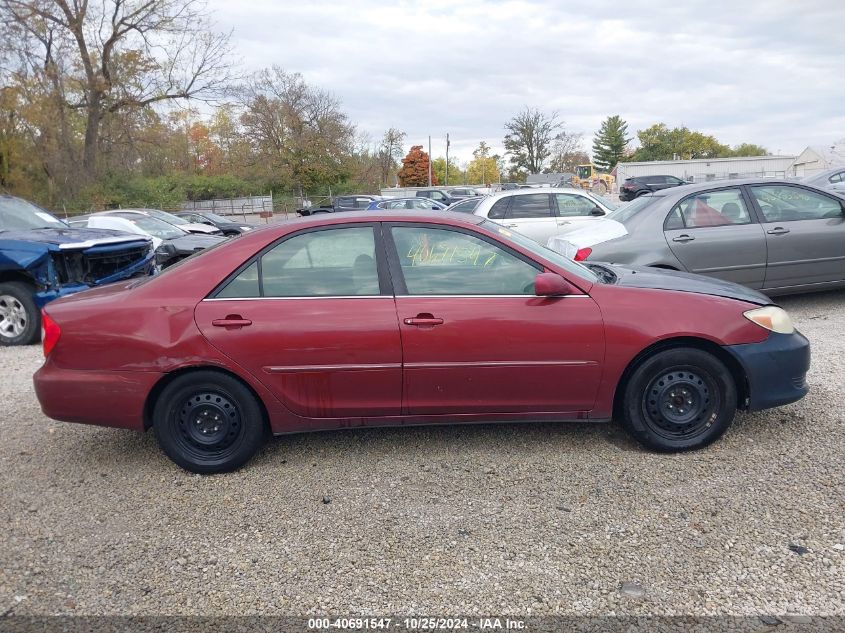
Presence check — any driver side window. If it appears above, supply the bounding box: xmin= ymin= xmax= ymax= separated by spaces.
xmin=390 ymin=226 xmax=539 ymax=295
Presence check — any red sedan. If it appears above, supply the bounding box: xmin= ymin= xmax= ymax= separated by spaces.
xmin=34 ymin=212 xmax=810 ymax=473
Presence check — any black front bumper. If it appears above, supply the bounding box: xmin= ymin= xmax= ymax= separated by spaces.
xmin=725 ymin=331 xmax=810 ymax=411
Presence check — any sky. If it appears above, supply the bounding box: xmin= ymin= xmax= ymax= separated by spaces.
xmin=208 ymin=0 xmax=845 ymax=166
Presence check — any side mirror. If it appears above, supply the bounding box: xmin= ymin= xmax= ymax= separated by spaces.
xmin=534 ymin=272 xmax=575 ymax=297
xmin=590 ymin=207 xmax=605 ymax=216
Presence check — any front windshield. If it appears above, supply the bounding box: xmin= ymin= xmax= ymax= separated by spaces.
xmin=576 ymin=166 xmax=592 ymax=179
xmin=480 ymin=220 xmax=598 ymax=283
xmin=606 ymin=195 xmax=659 ymax=224
xmin=0 ymin=196 xmax=67 ymax=231
xmin=203 ymin=212 xmax=230 ymax=223
xmin=585 ymin=192 xmax=617 ymax=211
xmin=116 ymin=215 xmax=186 ymax=240
xmin=143 ymin=209 xmax=188 ymax=226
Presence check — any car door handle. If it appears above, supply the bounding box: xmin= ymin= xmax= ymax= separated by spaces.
xmin=556 ymin=220 xmax=570 ymax=226
xmin=404 ymin=314 xmax=444 ymax=327
xmin=505 ymin=223 xmax=519 ymax=228
xmin=212 ymin=315 xmax=253 ymax=328
xmin=767 ymin=227 xmax=790 ymax=235
xmin=672 ymin=234 xmax=695 ymax=243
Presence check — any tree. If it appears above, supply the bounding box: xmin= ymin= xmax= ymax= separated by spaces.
xmin=592 ymin=115 xmax=631 ymax=170
xmin=729 ymin=143 xmax=768 ymax=157
xmin=466 ymin=141 xmax=499 ymax=184
xmin=1 ymin=0 xmax=235 ymax=181
xmin=630 ymin=123 xmax=739 ymax=161
xmin=432 ymin=156 xmax=463 ymax=186
xmin=239 ymin=67 xmax=355 ymax=191
xmin=547 ymin=130 xmax=587 ymax=173
xmin=503 ymin=107 xmax=561 ymax=174
xmin=377 ymin=127 xmax=405 ymax=186
xmin=398 ymin=145 xmax=436 ymax=186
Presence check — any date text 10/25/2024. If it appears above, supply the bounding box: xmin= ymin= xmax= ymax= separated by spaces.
xmin=308 ymin=617 xmax=526 ymax=630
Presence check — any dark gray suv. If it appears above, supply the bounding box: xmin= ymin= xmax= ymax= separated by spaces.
xmin=620 ymin=175 xmax=689 ymax=201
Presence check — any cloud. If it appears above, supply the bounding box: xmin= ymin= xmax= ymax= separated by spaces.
xmin=209 ymin=0 xmax=845 ymax=162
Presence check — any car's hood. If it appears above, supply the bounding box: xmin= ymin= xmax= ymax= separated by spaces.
xmin=181 ymin=223 xmax=221 ymax=234
xmin=167 ymin=233 xmax=227 ymax=250
xmin=601 ymin=263 xmax=771 ymax=306
xmin=0 ymin=227 xmax=150 ymax=249
xmin=547 ymin=219 xmax=627 ymax=256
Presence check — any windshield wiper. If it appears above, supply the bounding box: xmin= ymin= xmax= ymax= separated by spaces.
xmin=586 ymin=263 xmax=618 ymax=284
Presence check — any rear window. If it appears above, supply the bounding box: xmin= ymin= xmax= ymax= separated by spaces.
xmin=606 ymin=195 xmax=660 ymax=225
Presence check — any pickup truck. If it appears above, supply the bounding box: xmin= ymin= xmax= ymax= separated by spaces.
xmin=297 ymin=195 xmax=383 ymax=216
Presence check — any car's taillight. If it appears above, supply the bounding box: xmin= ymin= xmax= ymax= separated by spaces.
xmin=574 ymin=247 xmax=592 ymax=261
xmin=41 ymin=309 xmax=61 ymax=358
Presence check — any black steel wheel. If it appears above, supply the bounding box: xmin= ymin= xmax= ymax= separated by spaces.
xmin=621 ymin=348 xmax=737 ymax=451
xmin=154 ymin=371 xmax=267 ymax=473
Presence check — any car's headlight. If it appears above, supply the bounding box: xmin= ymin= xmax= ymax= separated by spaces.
xmin=743 ymin=306 xmax=794 ymax=334
xmin=240 ymin=226 xmax=252 ymax=231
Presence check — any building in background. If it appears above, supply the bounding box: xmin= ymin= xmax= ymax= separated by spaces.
xmin=790 ymin=140 xmax=845 ymax=177
xmin=616 ymin=155 xmax=797 ymax=185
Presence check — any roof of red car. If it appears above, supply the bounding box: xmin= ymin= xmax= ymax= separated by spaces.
xmin=271 ymin=209 xmax=485 ymax=229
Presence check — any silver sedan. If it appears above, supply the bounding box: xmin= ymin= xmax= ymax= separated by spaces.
xmin=548 ymin=179 xmax=845 ymax=296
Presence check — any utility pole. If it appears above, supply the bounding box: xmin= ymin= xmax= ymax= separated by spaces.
xmin=445 ymin=133 xmax=450 ymax=186
xmin=428 ymin=136 xmax=432 ymax=186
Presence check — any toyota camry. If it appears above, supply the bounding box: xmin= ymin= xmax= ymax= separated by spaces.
xmin=34 ymin=211 xmax=810 ymax=473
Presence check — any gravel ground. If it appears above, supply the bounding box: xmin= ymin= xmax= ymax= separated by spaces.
xmin=0 ymin=291 xmax=843 ymax=618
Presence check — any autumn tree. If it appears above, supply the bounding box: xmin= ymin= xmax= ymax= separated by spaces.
xmin=503 ymin=107 xmax=561 ymax=174
xmin=592 ymin=115 xmax=631 ymax=170
xmin=466 ymin=141 xmax=499 ymax=184
xmin=0 ymin=0 xmax=235 ymax=183
xmin=398 ymin=145 xmax=436 ymax=186
xmin=238 ymin=67 xmax=355 ymax=191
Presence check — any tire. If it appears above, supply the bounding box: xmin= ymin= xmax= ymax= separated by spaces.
xmin=0 ymin=281 xmax=40 ymax=346
xmin=621 ymin=348 xmax=737 ymax=452
xmin=153 ymin=371 xmax=267 ymax=473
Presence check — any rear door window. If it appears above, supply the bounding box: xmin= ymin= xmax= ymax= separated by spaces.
xmin=669 ymin=189 xmax=752 ymax=228
xmin=217 ymin=226 xmax=381 ymax=297
xmin=506 ymin=194 xmax=552 ymax=219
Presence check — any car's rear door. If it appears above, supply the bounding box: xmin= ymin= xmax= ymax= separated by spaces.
xmin=195 ymin=224 xmax=402 ymax=419
xmin=663 ymin=187 xmax=767 ymax=288
xmin=745 ymin=184 xmax=845 ymax=288
xmin=499 ymin=193 xmax=559 ymax=244
xmin=384 ymin=222 xmax=604 ymax=415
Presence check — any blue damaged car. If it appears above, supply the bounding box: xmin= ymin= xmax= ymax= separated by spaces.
xmin=0 ymin=194 xmax=155 ymax=345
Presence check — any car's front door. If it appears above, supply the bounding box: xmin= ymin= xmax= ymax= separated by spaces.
xmin=385 ymin=223 xmax=604 ymax=415
xmin=746 ymin=184 xmax=845 ymax=289
xmin=663 ymin=187 xmax=767 ymax=288
xmin=499 ymin=193 xmax=560 ymax=245
xmin=195 ymin=224 xmax=402 ymax=419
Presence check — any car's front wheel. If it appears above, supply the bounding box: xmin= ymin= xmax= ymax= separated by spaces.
xmin=621 ymin=348 xmax=737 ymax=451
xmin=0 ymin=281 xmax=40 ymax=346
xmin=153 ymin=371 xmax=267 ymax=473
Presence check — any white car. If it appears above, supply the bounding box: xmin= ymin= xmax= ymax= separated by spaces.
xmin=124 ymin=208 xmax=223 ymax=235
xmin=472 ymin=188 xmax=616 ymax=245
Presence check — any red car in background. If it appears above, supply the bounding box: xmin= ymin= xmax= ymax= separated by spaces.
xmin=34 ymin=212 xmax=810 ymax=473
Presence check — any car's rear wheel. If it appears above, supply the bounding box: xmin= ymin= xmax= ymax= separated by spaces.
xmin=0 ymin=282 xmax=39 ymax=346
xmin=153 ymin=371 xmax=267 ymax=473
xmin=621 ymin=348 xmax=737 ymax=451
